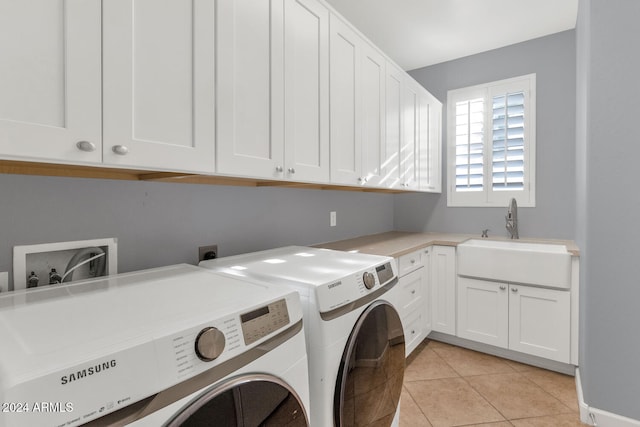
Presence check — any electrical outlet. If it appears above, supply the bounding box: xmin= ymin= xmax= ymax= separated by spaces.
xmin=0 ymin=272 xmax=7 ymax=293
xmin=198 ymin=245 xmax=218 ymax=262
xmin=13 ymin=238 xmax=118 ymax=291
xmin=330 ymin=211 xmax=337 ymax=227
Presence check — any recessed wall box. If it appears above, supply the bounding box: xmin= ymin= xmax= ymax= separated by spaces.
xmin=13 ymin=238 xmax=117 ymax=291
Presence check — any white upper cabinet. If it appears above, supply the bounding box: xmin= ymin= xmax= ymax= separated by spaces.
xmin=418 ymin=90 xmax=442 ymax=192
xmin=329 ymin=13 xmax=387 ymax=188
xmin=217 ymin=0 xmax=329 ymax=183
xmin=329 ymin=14 xmax=362 ymax=186
xmin=360 ymin=44 xmax=386 ymax=188
xmin=0 ymin=0 xmax=102 ymax=164
xmin=102 ymin=0 xmax=216 ymax=173
xmin=382 ymin=62 xmax=403 ymax=189
xmin=401 ymin=77 xmax=420 ymax=190
xmin=283 ymin=0 xmax=330 ymax=183
xmin=216 ymin=0 xmax=284 ymax=179
xmin=1 ymin=0 xmax=442 ymax=190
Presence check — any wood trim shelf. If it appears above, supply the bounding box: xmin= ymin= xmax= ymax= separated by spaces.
xmin=0 ymin=159 xmax=409 ymax=193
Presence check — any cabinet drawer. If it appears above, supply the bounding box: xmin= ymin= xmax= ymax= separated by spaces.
xmin=403 ymin=309 xmax=424 ymax=356
xmin=398 ymin=250 xmax=422 ymax=276
xmin=398 ymin=268 xmax=424 ymax=314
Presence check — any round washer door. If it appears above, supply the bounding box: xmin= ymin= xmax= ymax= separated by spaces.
xmin=167 ymin=374 xmax=308 ymax=427
xmin=334 ymin=301 xmax=405 ymax=427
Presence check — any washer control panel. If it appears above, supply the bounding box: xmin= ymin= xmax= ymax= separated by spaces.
xmin=375 ymin=262 xmax=394 ymax=284
xmin=241 ymin=299 xmax=290 ymax=345
xmin=362 ymin=271 xmax=376 ymax=289
xmin=195 ymin=327 xmax=226 ymax=361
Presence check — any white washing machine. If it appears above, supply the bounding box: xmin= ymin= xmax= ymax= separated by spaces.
xmin=0 ymin=264 xmax=310 ymax=427
xmin=200 ymin=246 xmax=405 ymax=427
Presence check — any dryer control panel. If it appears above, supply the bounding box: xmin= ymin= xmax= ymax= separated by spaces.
xmin=241 ymin=299 xmax=290 ymax=345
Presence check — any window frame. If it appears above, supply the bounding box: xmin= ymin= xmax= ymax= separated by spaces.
xmin=446 ymin=74 xmax=536 ymax=207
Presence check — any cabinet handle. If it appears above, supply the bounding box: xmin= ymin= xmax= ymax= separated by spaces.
xmin=288 ymin=167 xmax=296 ymax=174
xmin=411 ymin=289 xmax=416 ymax=295
xmin=411 ymin=330 xmax=416 ymax=335
xmin=410 ymin=259 xmax=416 ymax=264
xmin=275 ymin=166 xmax=283 ymax=173
xmin=112 ymin=145 xmax=129 ymax=155
xmin=76 ymin=140 xmax=96 ymax=152
xmin=511 ymin=287 xmax=518 ymax=293
xmin=500 ymin=285 xmax=506 ymax=290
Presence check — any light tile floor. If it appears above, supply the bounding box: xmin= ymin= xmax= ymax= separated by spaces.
xmin=400 ymin=340 xmax=588 ymax=427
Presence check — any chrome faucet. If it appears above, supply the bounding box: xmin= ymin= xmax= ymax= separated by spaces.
xmin=506 ymin=198 xmax=519 ymax=239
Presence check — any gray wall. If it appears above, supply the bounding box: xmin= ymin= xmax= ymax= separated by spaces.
xmin=395 ymin=31 xmax=576 ymax=240
xmin=0 ymin=174 xmax=394 ymax=288
xmin=577 ymin=0 xmax=640 ymax=420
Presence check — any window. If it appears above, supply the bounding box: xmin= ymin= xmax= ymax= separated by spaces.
xmin=447 ymin=74 xmax=536 ymax=207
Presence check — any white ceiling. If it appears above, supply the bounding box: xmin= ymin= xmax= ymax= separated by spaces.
xmin=324 ymin=0 xmax=579 ymax=71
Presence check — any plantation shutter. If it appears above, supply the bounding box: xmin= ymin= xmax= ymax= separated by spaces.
xmin=492 ymin=91 xmax=525 ymax=191
xmin=447 ymin=74 xmax=535 ymax=207
xmin=454 ymin=98 xmax=484 ymax=192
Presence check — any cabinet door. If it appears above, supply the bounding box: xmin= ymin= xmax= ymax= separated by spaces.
xmin=403 ymin=306 xmax=425 ymax=357
xmin=418 ymin=90 xmax=442 ymax=192
xmin=398 ymin=268 xmax=425 ymax=318
xmin=0 ymin=0 xmax=101 ymax=163
xmin=360 ymin=43 xmax=386 ymax=187
xmin=401 ymin=77 xmax=419 ymax=190
xmin=431 ymin=246 xmax=456 ymax=335
xmin=509 ymin=285 xmax=571 ymax=363
xmin=216 ymin=0 xmax=284 ymax=179
xmin=329 ymin=15 xmax=361 ymax=185
xmin=398 ymin=266 xmax=426 ymax=356
xmin=422 ymin=247 xmax=432 ymax=334
xmin=283 ymin=0 xmax=329 ymax=183
xmin=103 ymin=0 xmax=215 ymax=173
xmin=457 ymin=277 xmax=508 ymax=348
xmin=381 ymin=62 xmax=403 ymax=188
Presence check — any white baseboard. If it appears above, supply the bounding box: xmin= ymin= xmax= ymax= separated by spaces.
xmin=576 ymin=368 xmax=640 ymax=427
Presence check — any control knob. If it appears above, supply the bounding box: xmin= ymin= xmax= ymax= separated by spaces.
xmin=195 ymin=327 xmax=226 ymax=362
xmin=363 ymin=271 xmax=376 ymax=289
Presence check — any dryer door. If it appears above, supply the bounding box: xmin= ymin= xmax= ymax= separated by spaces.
xmin=334 ymin=301 xmax=405 ymax=426
xmin=167 ymin=374 xmax=308 ymax=426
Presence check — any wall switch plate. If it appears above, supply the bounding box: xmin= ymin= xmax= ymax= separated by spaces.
xmin=330 ymin=211 xmax=337 ymax=227
xmin=0 ymin=272 xmax=8 ymax=293
xmin=13 ymin=238 xmax=118 ymax=291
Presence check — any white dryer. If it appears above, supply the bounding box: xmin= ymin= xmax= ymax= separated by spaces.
xmin=200 ymin=246 xmax=405 ymax=427
xmin=0 ymin=264 xmax=310 ymax=427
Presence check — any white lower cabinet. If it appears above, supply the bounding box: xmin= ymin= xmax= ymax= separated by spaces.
xmin=396 ymin=249 xmax=429 ymax=356
xmin=457 ymin=277 xmax=508 ymax=348
xmin=431 ymin=246 xmax=456 ymax=335
xmin=457 ymin=277 xmax=571 ymax=363
xmin=509 ymin=284 xmax=571 ymax=362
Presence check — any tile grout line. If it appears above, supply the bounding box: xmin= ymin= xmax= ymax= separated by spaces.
xmin=403 ymin=340 xmax=584 ymax=426
xmin=431 ymin=343 xmax=512 ymax=424
xmin=402 ymin=384 xmax=435 ymax=427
